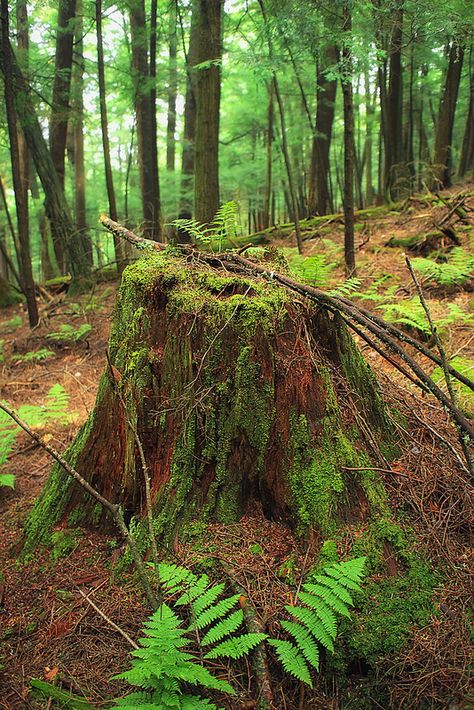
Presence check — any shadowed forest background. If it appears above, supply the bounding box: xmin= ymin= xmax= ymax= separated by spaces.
xmin=0 ymin=0 xmax=473 ymax=709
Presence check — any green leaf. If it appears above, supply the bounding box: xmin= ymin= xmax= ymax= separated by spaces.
xmin=204 ymin=632 xmax=267 ymax=659
xmin=267 ymin=639 xmax=313 ymax=687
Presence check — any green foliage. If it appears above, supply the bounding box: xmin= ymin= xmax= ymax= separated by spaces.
xmin=287 ymin=252 xmax=337 ymax=286
xmin=112 ymin=562 xmax=267 ymax=708
xmin=168 ymin=201 xmax=241 ymax=248
xmin=327 ymin=277 xmax=363 ymax=297
xmin=1 ymin=315 xmax=22 ymax=331
xmin=11 ymin=348 xmax=55 ymax=363
xmin=268 ymin=557 xmax=366 ymax=688
xmin=377 ymin=297 xmax=473 ymax=335
xmin=45 ymin=323 xmax=92 ymax=343
xmin=432 ymin=356 xmax=474 ymax=416
xmin=0 ymin=384 xmax=71 ymax=490
xmin=411 ymin=248 xmax=474 ymax=287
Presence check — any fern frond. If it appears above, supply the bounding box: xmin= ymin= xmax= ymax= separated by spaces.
xmin=280 ymin=620 xmax=320 ymax=670
xmin=267 ymin=639 xmax=312 ymax=687
xmin=203 ymin=632 xmax=267 ymax=659
xmin=175 ymin=574 xmax=209 ymax=605
xmin=191 ymin=583 xmax=226 ymax=616
xmin=312 ymin=574 xmax=356 ymax=600
xmin=175 ymin=662 xmax=235 ymax=694
xmin=200 ymin=609 xmax=244 ymax=646
xmin=191 ymin=594 xmax=241 ymax=631
xmin=301 ymin=583 xmax=351 ymax=618
xmin=295 ymin=592 xmax=338 ymax=636
xmin=157 ymin=563 xmax=197 ymax=595
xmin=168 ymin=217 xmax=209 ymax=243
xmin=286 ymin=606 xmax=335 ymax=651
xmin=327 ymin=277 xmax=362 ymax=297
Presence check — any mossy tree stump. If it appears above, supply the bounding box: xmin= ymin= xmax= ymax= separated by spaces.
xmin=24 ymin=252 xmax=398 ymax=552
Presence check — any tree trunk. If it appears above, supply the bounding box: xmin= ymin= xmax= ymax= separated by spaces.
xmin=341 ymin=5 xmax=356 ymax=278
xmin=96 ymin=0 xmax=125 ymax=273
xmin=458 ymin=46 xmax=474 ymax=178
xmin=364 ymin=70 xmax=374 ymax=205
xmin=72 ymin=0 xmax=92 ymax=267
xmin=383 ymin=0 xmax=404 ymax=201
xmin=0 ymin=0 xmax=38 ymax=326
xmin=262 ymin=80 xmax=274 ymax=230
xmin=432 ymin=42 xmax=464 ymax=189
xmin=166 ymin=0 xmax=178 ymax=172
xmin=129 ymin=0 xmax=161 ymax=240
xmin=308 ymin=45 xmax=338 ymax=217
xmin=179 ymin=0 xmax=199 ymax=215
xmin=0 ymin=38 xmax=91 ymax=285
xmin=193 ymin=0 xmax=224 ymax=224
xmin=23 ymin=252 xmax=396 ymax=556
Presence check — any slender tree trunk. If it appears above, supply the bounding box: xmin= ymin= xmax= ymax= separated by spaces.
xmin=432 ymin=42 xmax=464 ymax=188
xmin=262 ymin=80 xmax=274 ymax=230
xmin=129 ymin=0 xmax=161 ymax=239
xmin=417 ymin=64 xmax=430 ymax=190
xmin=404 ymin=38 xmax=416 ymax=192
xmin=364 ymin=71 xmax=374 ymax=205
xmin=0 ymin=0 xmax=38 ymax=325
xmin=96 ymin=0 xmax=124 ymax=272
xmin=459 ymin=46 xmax=474 ymax=177
xmin=166 ymin=0 xmax=178 ymax=172
xmin=308 ymin=45 xmax=338 ymax=216
xmin=148 ymin=0 xmax=161 ymax=236
xmin=72 ymin=0 xmax=92 ymax=267
xmin=383 ymin=0 xmax=404 ymax=200
xmin=179 ymin=0 xmax=199 ymax=215
xmin=193 ymin=0 xmax=224 ymax=224
xmin=341 ymin=3 xmax=356 ymax=277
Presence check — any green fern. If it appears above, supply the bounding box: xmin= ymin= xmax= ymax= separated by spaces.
xmin=168 ymin=201 xmax=241 ymax=248
xmin=269 ymin=557 xmax=365 ymax=687
xmin=11 ymin=348 xmax=55 ymax=363
xmin=432 ymin=356 xmax=474 ymax=417
xmin=0 ymin=385 xmax=71 ymax=482
xmin=327 ymin=277 xmax=362 ymax=297
xmin=378 ymin=297 xmax=473 ymax=336
xmin=411 ymin=248 xmax=474 ymax=287
xmin=287 ymin=252 xmax=337 ymax=286
xmin=113 ymin=562 xmax=267 ymax=708
xmin=45 ymin=323 xmax=92 ymax=343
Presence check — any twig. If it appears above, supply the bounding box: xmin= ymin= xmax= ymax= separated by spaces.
xmin=0 ymin=399 xmax=158 ymax=610
xmin=406 ymin=256 xmax=473 ymax=477
xmin=76 ymin=587 xmax=139 ymax=649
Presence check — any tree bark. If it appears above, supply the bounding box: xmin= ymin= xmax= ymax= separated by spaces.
xmin=383 ymin=0 xmax=404 ymax=201
xmin=458 ymin=46 xmax=474 ymax=178
xmin=49 ymin=0 xmax=76 ymax=272
xmin=166 ymin=0 xmax=178 ymax=172
xmin=432 ymin=42 xmax=464 ymax=188
xmin=179 ymin=0 xmax=199 ymax=215
xmin=193 ymin=0 xmax=224 ymax=224
xmin=0 ymin=0 xmax=38 ymax=326
xmin=96 ymin=0 xmax=125 ymax=272
xmin=129 ymin=0 xmax=161 ymax=239
xmin=308 ymin=45 xmax=338 ymax=216
xmin=262 ymin=80 xmax=274 ymax=230
xmin=0 ymin=34 xmax=91 ymax=284
xmin=341 ymin=4 xmax=356 ymax=278
xmin=72 ymin=0 xmax=92 ymax=267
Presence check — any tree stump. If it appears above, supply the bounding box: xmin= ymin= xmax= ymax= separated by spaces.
xmin=23 ymin=252 xmax=397 ymax=552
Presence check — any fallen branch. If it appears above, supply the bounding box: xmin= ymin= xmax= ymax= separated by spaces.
xmin=76 ymin=587 xmax=139 ymax=649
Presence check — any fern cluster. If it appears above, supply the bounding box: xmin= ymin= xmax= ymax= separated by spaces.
xmin=287 ymin=252 xmax=337 ymax=286
xmin=0 ymin=384 xmax=71 ymax=490
xmin=11 ymin=348 xmax=55 ymax=363
xmin=411 ymin=248 xmax=474 ymax=287
xmin=112 ymin=562 xmax=266 ymax=709
xmin=378 ymin=297 xmax=473 ymax=336
xmin=169 ymin=201 xmax=241 ymax=248
xmin=432 ymin=356 xmax=474 ymax=416
xmin=268 ymin=557 xmax=365 ymax=687
xmin=45 ymin=323 xmax=92 ymax=343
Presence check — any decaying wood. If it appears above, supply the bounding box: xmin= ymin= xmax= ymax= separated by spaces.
xmin=100 ymin=215 xmax=474 ymax=455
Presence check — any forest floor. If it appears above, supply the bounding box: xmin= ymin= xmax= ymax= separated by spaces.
xmin=0 ymin=183 xmax=473 ymax=709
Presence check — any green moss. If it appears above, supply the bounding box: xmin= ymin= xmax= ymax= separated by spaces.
xmin=50 ymin=529 xmax=81 ymax=561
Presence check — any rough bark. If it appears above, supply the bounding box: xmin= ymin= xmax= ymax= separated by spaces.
xmin=193 ymin=0 xmax=224 ymax=224
xmin=308 ymin=45 xmax=338 ymax=217
xmin=166 ymin=0 xmax=178 ymax=172
xmin=179 ymin=0 xmax=199 ymax=214
xmin=383 ymin=0 xmax=404 ymax=201
xmin=23 ymin=251 xmax=397 ymax=555
xmin=341 ymin=5 xmax=356 ymax=278
xmin=458 ymin=46 xmax=474 ymax=178
xmin=129 ymin=0 xmax=161 ymax=240
xmin=432 ymin=42 xmax=464 ymax=189
xmin=49 ymin=0 xmax=76 ymax=271
xmin=262 ymin=80 xmax=274 ymax=230
xmin=0 ymin=0 xmax=38 ymax=326
xmin=96 ymin=0 xmax=125 ymax=272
